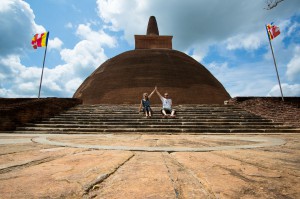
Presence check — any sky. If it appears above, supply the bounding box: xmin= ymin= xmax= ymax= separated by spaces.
xmin=0 ymin=0 xmax=300 ymax=98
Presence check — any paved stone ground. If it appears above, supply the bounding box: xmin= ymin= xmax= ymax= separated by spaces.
xmin=0 ymin=133 xmax=299 ymax=199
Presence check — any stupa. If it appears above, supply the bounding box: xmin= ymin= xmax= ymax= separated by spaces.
xmin=73 ymin=16 xmax=230 ymax=104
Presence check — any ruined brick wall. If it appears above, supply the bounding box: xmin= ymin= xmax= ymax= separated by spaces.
xmin=0 ymin=98 xmax=82 ymax=131
xmin=229 ymin=97 xmax=300 ymax=127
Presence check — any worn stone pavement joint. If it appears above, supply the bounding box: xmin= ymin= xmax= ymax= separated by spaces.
xmin=83 ymin=173 xmax=109 ymax=192
xmin=83 ymin=153 xmax=135 ymax=195
xmin=172 ymin=153 xmax=216 ymax=198
xmin=221 ymin=166 xmax=257 ymax=183
xmin=161 ymin=152 xmax=180 ymax=199
xmin=0 ymin=156 xmax=59 ymax=174
xmin=31 ymin=135 xmax=286 ymax=152
xmin=211 ymin=151 xmax=280 ymax=172
xmin=162 ymin=152 xmax=216 ymax=198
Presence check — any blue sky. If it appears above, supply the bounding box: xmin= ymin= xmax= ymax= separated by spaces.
xmin=0 ymin=0 xmax=300 ymax=98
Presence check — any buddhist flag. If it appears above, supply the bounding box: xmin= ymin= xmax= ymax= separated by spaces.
xmin=266 ymin=23 xmax=280 ymax=40
xmin=31 ymin=32 xmax=49 ymax=49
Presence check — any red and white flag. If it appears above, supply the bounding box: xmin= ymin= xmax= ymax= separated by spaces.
xmin=266 ymin=23 xmax=280 ymax=40
xmin=31 ymin=32 xmax=49 ymax=49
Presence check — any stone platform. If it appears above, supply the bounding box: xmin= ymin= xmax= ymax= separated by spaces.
xmin=0 ymin=133 xmax=299 ymax=198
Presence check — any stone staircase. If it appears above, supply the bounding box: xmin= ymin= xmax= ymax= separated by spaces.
xmin=15 ymin=104 xmax=300 ymax=134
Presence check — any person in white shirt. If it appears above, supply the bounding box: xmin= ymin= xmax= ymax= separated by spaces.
xmin=155 ymin=86 xmax=176 ymax=118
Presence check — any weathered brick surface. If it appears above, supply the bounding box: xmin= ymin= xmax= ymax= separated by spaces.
xmin=73 ymin=49 xmax=231 ymax=104
xmin=0 ymin=98 xmax=82 ymax=131
xmin=229 ymin=97 xmax=300 ymax=127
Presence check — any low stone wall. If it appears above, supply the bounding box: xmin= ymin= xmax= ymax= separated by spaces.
xmin=228 ymin=97 xmax=300 ymax=104
xmin=228 ymin=97 xmax=300 ymax=127
xmin=0 ymin=98 xmax=82 ymax=131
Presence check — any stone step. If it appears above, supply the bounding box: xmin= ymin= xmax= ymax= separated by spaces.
xmin=73 ymin=104 xmax=236 ymax=107
xmin=53 ymin=115 xmax=264 ymax=119
xmin=63 ymin=112 xmax=253 ymax=116
xmin=66 ymin=106 xmax=247 ymax=109
xmin=69 ymin=107 xmax=245 ymax=112
xmin=68 ymin=106 xmax=247 ymax=110
xmin=12 ymin=104 xmax=299 ymax=134
xmin=67 ymin=110 xmax=252 ymax=115
xmin=69 ymin=110 xmax=248 ymax=114
xmin=15 ymin=127 xmax=300 ymax=133
xmin=59 ymin=112 xmax=255 ymax=116
xmin=47 ymin=118 xmax=274 ymax=123
xmin=22 ymin=123 xmax=290 ymax=129
xmin=37 ymin=121 xmax=283 ymax=126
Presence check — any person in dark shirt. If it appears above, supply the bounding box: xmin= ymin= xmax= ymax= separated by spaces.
xmin=139 ymin=88 xmax=155 ymax=118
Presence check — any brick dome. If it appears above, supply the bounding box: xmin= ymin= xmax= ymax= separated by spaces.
xmin=73 ymin=16 xmax=230 ymax=104
xmin=73 ymin=49 xmax=230 ymax=104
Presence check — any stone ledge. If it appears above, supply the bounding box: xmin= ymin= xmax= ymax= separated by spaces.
xmin=228 ymin=97 xmax=300 ymax=127
xmin=0 ymin=98 xmax=82 ymax=131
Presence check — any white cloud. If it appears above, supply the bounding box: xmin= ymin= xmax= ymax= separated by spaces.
xmin=58 ymin=24 xmax=116 ymax=79
xmin=286 ymin=46 xmax=300 ymax=81
xmin=0 ymin=55 xmax=25 ymax=82
xmin=97 ymin=0 xmax=149 ymax=42
xmin=268 ymin=83 xmax=300 ymax=96
xmin=65 ymin=78 xmax=83 ymax=93
xmin=0 ymin=0 xmax=45 ymax=55
xmin=96 ymin=0 xmax=300 ymax=51
xmin=207 ymin=62 xmax=230 ymax=75
xmin=286 ymin=22 xmax=300 ymax=37
xmin=0 ymin=0 xmax=14 ymax=11
xmin=71 ymin=4 xmax=81 ymax=13
xmin=206 ymin=61 xmax=281 ymax=97
xmin=19 ymin=82 xmax=36 ymax=92
xmin=0 ymin=0 xmax=118 ymax=98
xmin=65 ymin=22 xmax=73 ymax=29
xmin=47 ymin=24 xmax=116 ymax=96
xmin=76 ymin=24 xmax=116 ymax=48
xmin=18 ymin=66 xmax=41 ymax=81
xmin=41 ymin=24 xmax=116 ymax=97
xmin=0 ymin=22 xmax=116 ymax=98
xmin=48 ymin=37 xmax=63 ymax=51
xmin=0 ymin=88 xmax=16 ymax=97
xmin=225 ymin=33 xmax=262 ymax=51
xmin=188 ymin=45 xmax=210 ymax=62
xmin=0 ymin=0 xmax=48 ymax=97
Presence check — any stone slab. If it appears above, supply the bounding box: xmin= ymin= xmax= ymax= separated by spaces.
xmin=0 ymin=133 xmax=299 ymax=198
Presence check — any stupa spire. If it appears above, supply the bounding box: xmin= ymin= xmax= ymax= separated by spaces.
xmin=135 ymin=16 xmax=172 ymax=49
xmin=146 ymin=16 xmax=159 ymax=36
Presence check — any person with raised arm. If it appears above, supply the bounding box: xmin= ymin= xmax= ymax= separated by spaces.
xmin=139 ymin=88 xmax=156 ymax=118
xmin=155 ymin=86 xmax=176 ymax=118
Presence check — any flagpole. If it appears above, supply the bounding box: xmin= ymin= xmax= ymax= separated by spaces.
xmin=38 ymin=40 xmax=48 ymax=99
xmin=266 ymin=25 xmax=284 ymax=101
